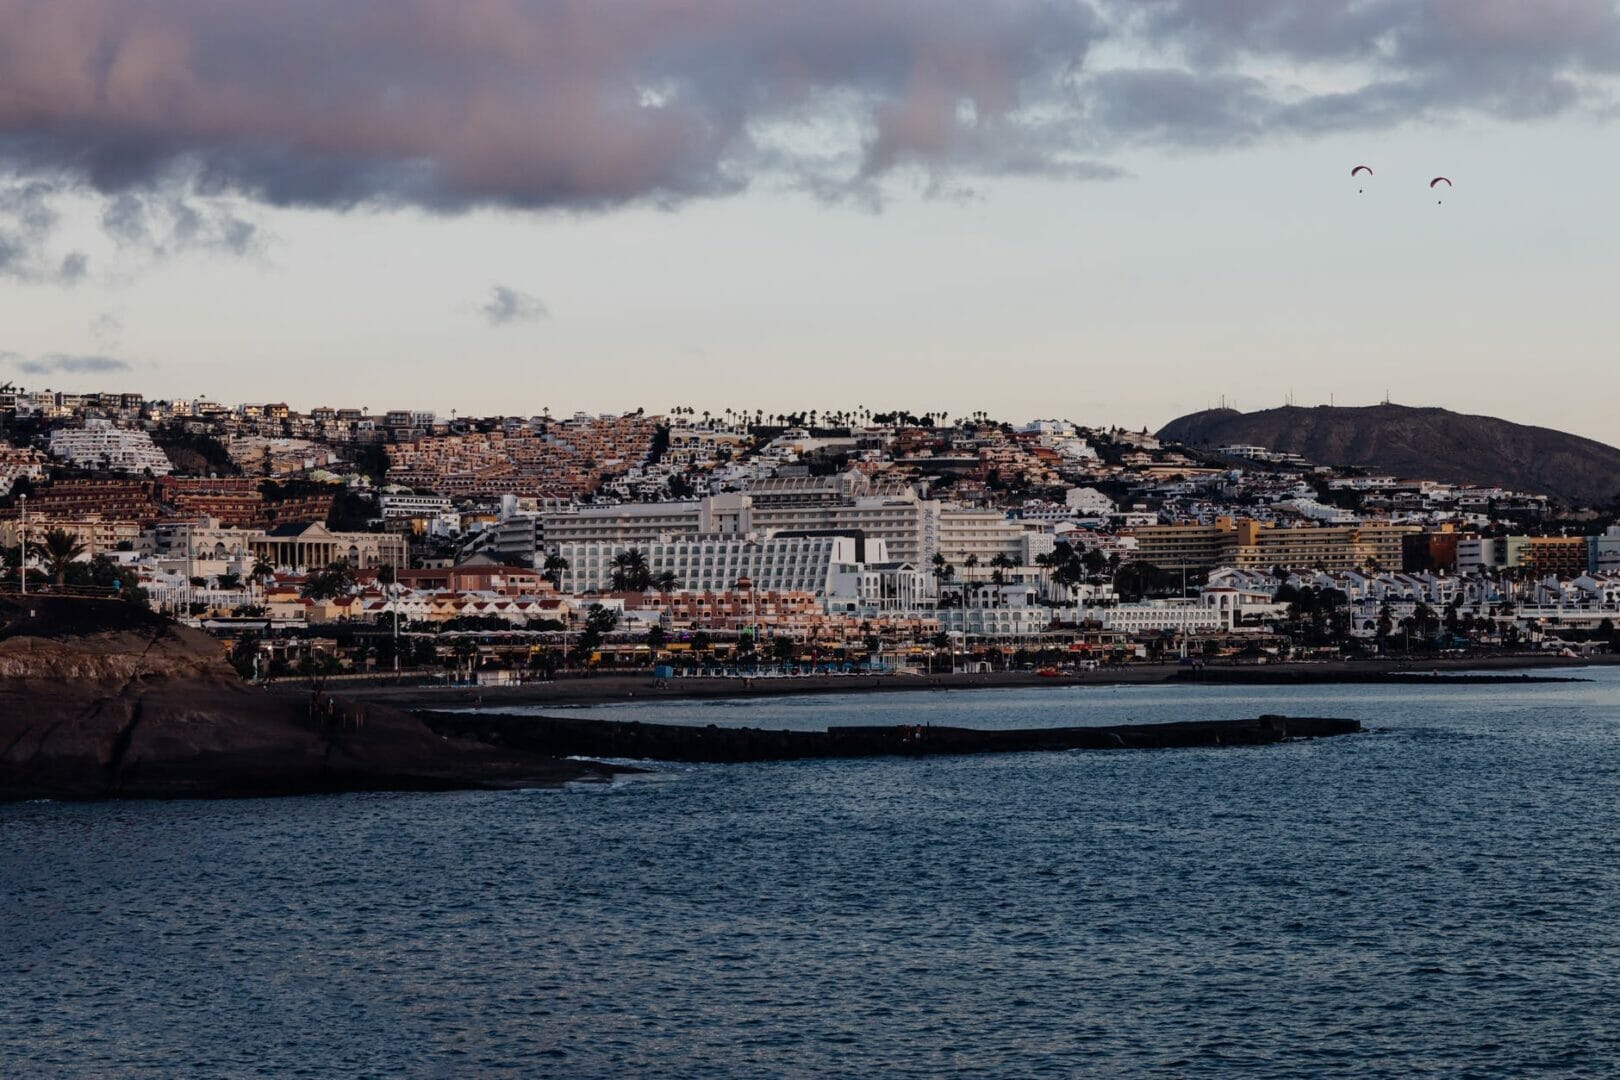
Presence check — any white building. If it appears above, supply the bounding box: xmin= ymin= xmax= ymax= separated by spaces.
xmin=541 ymin=501 xmax=708 ymax=546
xmin=1091 ymin=602 xmax=1227 ymax=634
xmin=1064 ymin=486 xmax=1116 ymax=515
xmin=937 ymin=506 xmax=1050 ymax=566
xmin=48 ymin=419 xmax=172 ymax=476
xmin=555 ymin=534 xmax=873 ymax=596
xmin=935 ymin=606 xmax=1058 ymax=636
xmin=379 ymin=493 xmax=454 ymax=519
xmin=0 ymin=446 xmax=47 ymax=495
xmin=826 ymin=560 xmax=938 ymax=612
xmin=1591 ymin=526 xmax=1620 ymax=573
xmin=537 ymin=474 xmax=1052 ymax=572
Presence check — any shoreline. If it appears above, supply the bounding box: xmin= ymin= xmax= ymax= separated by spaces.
xmin=337 ymin=653 xmax=1609 ymax=710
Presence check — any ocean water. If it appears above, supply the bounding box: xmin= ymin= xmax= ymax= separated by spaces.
xmin=5 ymin=671 xmax=1620 ymax=1077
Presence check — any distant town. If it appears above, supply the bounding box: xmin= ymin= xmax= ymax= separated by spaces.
xmin=3 ymin=381 xmax=1618 ymax=681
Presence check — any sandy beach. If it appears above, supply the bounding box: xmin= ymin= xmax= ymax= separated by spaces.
xmin=334 ymin=652 xmax=1611 ymax=710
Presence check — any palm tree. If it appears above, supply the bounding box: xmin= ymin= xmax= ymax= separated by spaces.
xmin=543 ymin=553 xmax=569 ymax=589
xmin=41 ymin=529 xmax=87 ymax=586
xmin=610 ymin=549 xmax=652 ymax=592
xmin=250 ymin=557 xmax=275 ymax=585
xmin=653 ymin=570 xmax=680 ymax=594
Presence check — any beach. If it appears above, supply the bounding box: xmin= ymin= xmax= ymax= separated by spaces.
xmin=334 ymin=652 xmax=1611 ymax=709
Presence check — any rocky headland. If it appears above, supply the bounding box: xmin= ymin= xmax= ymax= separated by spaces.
xmin=0 ymin=595 xmax=624 ymax=800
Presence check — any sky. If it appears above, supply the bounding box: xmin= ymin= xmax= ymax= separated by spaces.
xmin=2 ymin=1 xmax=1620 ymax=443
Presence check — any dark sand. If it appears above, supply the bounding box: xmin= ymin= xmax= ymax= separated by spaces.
xmin=337 ymin=653 xmax=1608 ymax=710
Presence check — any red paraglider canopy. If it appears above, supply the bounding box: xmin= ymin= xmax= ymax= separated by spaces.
xmin=1351 ymin=165 xmax=1373 ymax=177
xmin=1430 ymin=176 xmax=1452 ymax=188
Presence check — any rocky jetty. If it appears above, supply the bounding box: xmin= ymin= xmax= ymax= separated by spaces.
xmin=425 ymin=712 xmax=1362 ymax=764
xmin=0 ymin=595 xmax=624 ymax=800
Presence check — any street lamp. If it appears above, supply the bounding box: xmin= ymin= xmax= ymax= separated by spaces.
xmin=17 ymin=492 xmax=25 ymax=596
xmin=390 ymin=582 xmax=403 ymax=676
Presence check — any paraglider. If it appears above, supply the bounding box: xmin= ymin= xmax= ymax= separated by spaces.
xmin=1431 ymin=176 xmax=1451 ymax=204
xmin=1351 ymin=165 xmax=1373 ymax=193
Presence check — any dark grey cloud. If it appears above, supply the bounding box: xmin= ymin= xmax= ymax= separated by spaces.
xmin=89 ymin=313 xmax=124 ymax=348
xmin=8 ymin=353 xmax=133 ymax=376
xmin=101 ymin=192 xmax=260 ymax=258
xmin=1106 ymin=0 xmax=1620 ymax=141
xmin=481 ymin=286 xmax=549 ymax=326
xmin=0 ymin=181 xmax=89 ymax=282
xmin=0 ymin=0 xmax=1614 ymax=228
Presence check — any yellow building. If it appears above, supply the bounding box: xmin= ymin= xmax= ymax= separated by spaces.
xmin=0 ymin=514 xmax=143 ymax=557
xmin=1130 ymin=517 xmax=1418 ymax=572
xmin=1509 ymin=536 xmax=1588 ymax=577
xmin=1128 ymin=522 xmax=1230 ymax=572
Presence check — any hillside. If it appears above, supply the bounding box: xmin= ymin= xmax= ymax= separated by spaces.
xmin=1157 ymin=405 xmax=1620 ymax=507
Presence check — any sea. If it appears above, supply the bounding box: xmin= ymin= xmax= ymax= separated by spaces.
xmin=5 ymin=670 xmax=1620 ymax=1077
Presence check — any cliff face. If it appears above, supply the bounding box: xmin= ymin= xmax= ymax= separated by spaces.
xmin=0 ymin=621 xmax=230 ymax=681
xmin=1157 ymin=404 xmax=1620 ymax=507
xmin=0 ymin=595 xmax=618 ymax=800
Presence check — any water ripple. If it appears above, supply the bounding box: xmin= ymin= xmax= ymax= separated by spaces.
xmin=5 ymin=671 xmax=1620 ymax=1076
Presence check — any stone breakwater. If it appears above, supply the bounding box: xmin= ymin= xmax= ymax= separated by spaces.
xmin=424 ymin=712 xmax=1363 ymax=764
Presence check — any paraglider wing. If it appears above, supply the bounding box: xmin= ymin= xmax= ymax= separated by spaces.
xmin=1351 ymin=166 xmax=1373 ymax=177
xmin=1430 ymin=176 xmax=1452 ymax=188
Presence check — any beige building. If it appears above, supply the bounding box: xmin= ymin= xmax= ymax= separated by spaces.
xmin=1131 ymin=517 xmax=1418 ymax=573
xmin=0 ymin=515 xmax=143 ymax=557
xmin=249 ymin=522 xmax=408 ymax=572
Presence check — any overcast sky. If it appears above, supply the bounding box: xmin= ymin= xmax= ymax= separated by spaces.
xmin=3 ymin=1 xmax=1619 ymax=443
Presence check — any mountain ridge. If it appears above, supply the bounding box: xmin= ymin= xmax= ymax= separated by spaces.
xmin=1156 ymin=404 xmax=1620 ymax=507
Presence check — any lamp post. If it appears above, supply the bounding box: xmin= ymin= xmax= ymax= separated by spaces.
xmin=390 ymin=582 xmax=402 ymax=676
xmin=17 ymin=492 xmax=25 ymax=595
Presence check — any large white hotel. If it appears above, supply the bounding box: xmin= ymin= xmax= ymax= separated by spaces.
xmin=497 ymin=471 xmax=1053 ymax=572
xmin=48 ymin=419 xmax=173 ymax=476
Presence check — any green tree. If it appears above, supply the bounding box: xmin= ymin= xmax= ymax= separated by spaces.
xmin=65 ymin=554 xmax=147 ymax=603
xmin=542 ymin=553 xmax=569 ymax=589
xmin=40 ymin=528 xmax=87 ymax=586
xmin=229 ymin=631 xmax=262 ymax=680
xmin=610 ymin=549 xmax=653 ymax=592
xmin=301 ymin=562 xmax=356 ymax=600
xmin=573 ymin=603 xmax=620 ymax=663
